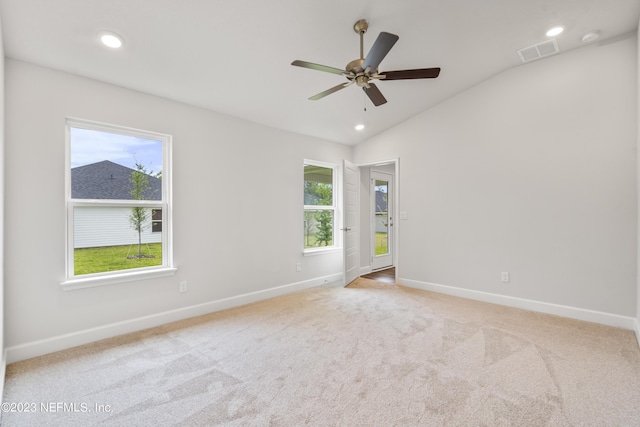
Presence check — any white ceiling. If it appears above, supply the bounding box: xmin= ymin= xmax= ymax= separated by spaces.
xmin=1 ymin=0 xmax=638 ymax=145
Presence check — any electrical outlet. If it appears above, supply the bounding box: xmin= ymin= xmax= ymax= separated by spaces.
xmin=179 ymin=281 xmax=188 ymax=293
xmin=501 ymin=272 xmax=510 ymax=283
xmin=296 ymin=262 xmax=302 ymax=272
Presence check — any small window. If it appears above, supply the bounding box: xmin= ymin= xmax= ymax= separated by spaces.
xmin=304 ymin=161 xmax=336 ymax=251
xmin=64 ymin=118 xmax=173 ymax=287
xmin=151 ymin=209 xmax=162 ymax=233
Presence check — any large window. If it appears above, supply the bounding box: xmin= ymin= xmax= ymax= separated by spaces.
xmin=304 ymin=161 xmax=336 ymax=251
xmin=64 ymin=118 xmax=174 ymax=288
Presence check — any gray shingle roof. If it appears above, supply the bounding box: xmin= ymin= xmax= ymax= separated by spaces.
xmin=72 ymin=160 xmax=161 ymax=200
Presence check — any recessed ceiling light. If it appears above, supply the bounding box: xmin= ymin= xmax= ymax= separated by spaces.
xmin=546 ymin=26 xmax=564 ymax=37
xmin=581 ymin=31 xmax=600 ymax=43
xmin=355 ymin=124 xmax=365 ymax=131
xmin=100 ymin=32 xmax=124 ymax=49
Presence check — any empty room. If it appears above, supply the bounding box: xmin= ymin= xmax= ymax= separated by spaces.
xmin=0 ymin=0 xmax=639 ymax=425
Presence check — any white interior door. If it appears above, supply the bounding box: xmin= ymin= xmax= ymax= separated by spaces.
xmin=371 ymin=171 xmax=393 ymax=270
xmin=343 ymin=160 xmax=359 ymax=286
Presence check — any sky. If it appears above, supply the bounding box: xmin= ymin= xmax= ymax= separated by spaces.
xmin=70 ymin=127 xmax=163 ymax=174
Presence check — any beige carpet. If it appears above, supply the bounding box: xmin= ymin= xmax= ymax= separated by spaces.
xmin=3 ymin=278 xmax=640 ymax=426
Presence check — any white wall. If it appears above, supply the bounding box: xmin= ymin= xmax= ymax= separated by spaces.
xmin=355 ymin=35 xmax=638 ymax=318
xmin=4 ymin=59 xmax=351 ymax=357
xmin=0 ymin=13 xmax=6 ymax=388
xmin=637 ymin=20 xmax=640 ymax=343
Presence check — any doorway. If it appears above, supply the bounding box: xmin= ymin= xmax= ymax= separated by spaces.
xmin=343 ymin=159 xmax=398 ymax=286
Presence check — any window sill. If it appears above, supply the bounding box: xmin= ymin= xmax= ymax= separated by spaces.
xmin=61 ymin=267 xmax=178 ymax=291
xmin=303 ymin=247 xmax=342 ymax=256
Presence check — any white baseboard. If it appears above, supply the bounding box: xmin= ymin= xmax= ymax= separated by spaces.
xmin=5 ymin=273 xmax=342 ymax=364
xmin=399 ymin=278 xmax=637 ymax=331
xmin=634 ymin=318 xmax=640 ymax=350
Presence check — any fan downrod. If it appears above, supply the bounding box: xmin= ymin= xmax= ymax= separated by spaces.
xmin=347 ymin=19 xmax=370 ymax=86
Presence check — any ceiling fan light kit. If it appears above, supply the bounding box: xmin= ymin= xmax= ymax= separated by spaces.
xmin=292 ymin=19 xmax=441 ymax=107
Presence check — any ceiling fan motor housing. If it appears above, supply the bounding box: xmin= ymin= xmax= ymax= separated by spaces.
xmin=346 ymin=58 xmax=365 ymax=74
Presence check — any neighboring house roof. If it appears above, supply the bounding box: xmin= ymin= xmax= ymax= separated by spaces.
xmin=72 ymin=160 xmax=161 ymax=200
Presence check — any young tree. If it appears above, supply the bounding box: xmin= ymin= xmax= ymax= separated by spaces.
xmin=314 ymin=208 xmax=333 ymax=246
xmin=129 ymin=162 xmax=153 ymax=258
xmin=314 ymin=183 xmax=333 ymax=246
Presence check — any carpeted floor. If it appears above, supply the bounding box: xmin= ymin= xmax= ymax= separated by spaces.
xmin=3 ymin=278 xmax=640 ymax=426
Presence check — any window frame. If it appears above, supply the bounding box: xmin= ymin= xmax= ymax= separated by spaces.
xmin=303 ymin=160 xmax=339 ymax=254
xmin=62 ymin=117 xmax=176 ymax=290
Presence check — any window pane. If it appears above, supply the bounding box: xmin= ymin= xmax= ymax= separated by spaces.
xmin=304 ymin=209 xmax=334 ymax=248
xmin=304 ymin=164 xmax=333 ymax=206
xmin=74 ymin=206 xmax=162 ymax=275
xmin=70 ymin=127 xmax=163 ymax=200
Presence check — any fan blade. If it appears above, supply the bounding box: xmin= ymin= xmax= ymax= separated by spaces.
xmin=380 ymin=67 xmax=441 ymax=80
xmin=362 ymin=32 xmax=399 ymax=71
xmin=363 ymin=83 xmax=387 ymax=106
xmin=309 ymin=82 xmax=353 ymax=101
xmin=292 ymin=60 xmax=345 ymax=75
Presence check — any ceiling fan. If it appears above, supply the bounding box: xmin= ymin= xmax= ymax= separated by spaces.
xmin=291 ymin=19 xmax=441 ymax=107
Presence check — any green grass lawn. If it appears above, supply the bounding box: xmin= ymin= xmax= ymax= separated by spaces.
xmin=305 ymin=232 xmax=387 ymax=254
xmin=74 ymin=243 xmax=162 ymax=275
xmin=304 ymin=234 xmax=333 ymax=249
xmin=375 ymin=232 xmax=388 ymax=255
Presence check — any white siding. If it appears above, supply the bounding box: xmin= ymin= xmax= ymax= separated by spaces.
xmin=74 ymin=206 xmax=161 ymax=249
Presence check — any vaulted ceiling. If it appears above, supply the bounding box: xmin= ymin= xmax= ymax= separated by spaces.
xmin=1 ymin=0 xmax=638 ymax=145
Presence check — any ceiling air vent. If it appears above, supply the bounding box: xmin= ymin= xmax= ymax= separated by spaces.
xmin=516 ymin=39 xmax=559 ymax=63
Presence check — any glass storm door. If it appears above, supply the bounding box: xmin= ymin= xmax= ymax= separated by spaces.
xmin=371 ymin=171 xmax=393 ymax=270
